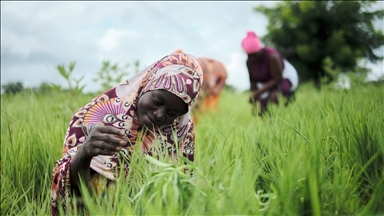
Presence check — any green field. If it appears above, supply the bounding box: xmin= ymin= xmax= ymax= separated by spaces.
xmin=1 ymin=83 xmax=383 ymax=215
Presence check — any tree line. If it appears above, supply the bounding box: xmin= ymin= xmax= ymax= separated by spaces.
xmin=3 ymin=1 xmax=383 ymax=94
xmin=255 ymin=1 xmax=384 ymax=89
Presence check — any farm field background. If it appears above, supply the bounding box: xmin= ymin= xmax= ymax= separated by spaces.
xmin=1 ymin=83 xmax=383 ymax=215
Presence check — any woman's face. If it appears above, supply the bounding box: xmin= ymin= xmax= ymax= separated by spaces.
xmin=137 ymin=89 xmax=188 ymax=128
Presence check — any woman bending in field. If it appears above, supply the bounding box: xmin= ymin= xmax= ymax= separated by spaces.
xmin=173 ymin=49 xmax=227 ymax=123
xmin=242 ymin=31 xmax=299 ymax=116
xmin=50 ymin=53 xmax=203 ymax=215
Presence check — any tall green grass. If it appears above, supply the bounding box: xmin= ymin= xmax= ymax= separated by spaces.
xmin=1 ymin=83 xmax=383 ymax=215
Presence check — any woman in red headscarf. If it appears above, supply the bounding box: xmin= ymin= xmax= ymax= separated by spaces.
xmin=241 ymin=31 xmax=298 ymax=116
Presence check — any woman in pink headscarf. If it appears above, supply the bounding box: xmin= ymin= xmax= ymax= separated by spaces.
xmin=242 ymin=31 xmax=298 ymax=116
xmin=50 ymin=53 xmax=203 ymax=215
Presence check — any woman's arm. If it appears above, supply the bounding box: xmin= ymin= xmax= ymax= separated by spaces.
xmin=251 ymin=53 xmax=283 ymax=99
xmin=246 ymin=59 xmax=258 ymax=92
xmin=178 ymin=120 xmax=195 ymax=176
xmin=70 ymin=126 xmax=126 ymax=195
xmin=176 ymin=119 xmax=195 ymax=163
xmin=51 ymin=122 xmax=126 ymax=215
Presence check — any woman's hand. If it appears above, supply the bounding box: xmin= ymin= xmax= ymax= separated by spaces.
xmin=70 ymin=126 xmax=127 ymax=195
xmin=80 ymin=126 xmax=127 ymax=159
xmin=249 ymin=90 xmax=261 ymax=103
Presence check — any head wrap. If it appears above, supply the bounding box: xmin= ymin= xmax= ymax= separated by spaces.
xmin=241 ymin=31 xmax=264 ymax=54
xmin=173 ymin=49 xmax=184 ymax=53
xmin=140 ymin=54 xmax=202 ymax=110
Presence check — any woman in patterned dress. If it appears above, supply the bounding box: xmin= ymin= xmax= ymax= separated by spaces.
xmin=50 ymin=53 xmax=203 ymax=215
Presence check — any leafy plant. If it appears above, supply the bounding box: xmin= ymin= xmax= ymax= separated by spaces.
xmin=56 ymin=61 xmax=86 ymax=94
xmin=93 ymin=60 xmax=140 ymax=91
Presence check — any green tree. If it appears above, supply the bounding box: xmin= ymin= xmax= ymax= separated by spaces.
xmin=255 ymin=1 xmax=384 ymax=89
xmin=2 ymin=82 xmax=24 ymax=95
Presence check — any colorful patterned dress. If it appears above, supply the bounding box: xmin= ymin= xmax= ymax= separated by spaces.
xmin=50 ymin=53 xmax=203 ymax=216
xmin=196 ymin=57 xmax=227 ymax=112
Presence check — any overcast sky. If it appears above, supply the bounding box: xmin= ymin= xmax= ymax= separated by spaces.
xmin=1 ymin=1 xmax=383 ymax=93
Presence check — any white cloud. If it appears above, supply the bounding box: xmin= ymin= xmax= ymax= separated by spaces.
xmin=198 ymin=26 xmax=220 ymax=38
xmin=363 ymin=60 xmax=384 ymax=81
xmin=99 ymin=28 xmax=142 ymax=52
xmin=225 ymin=51 xmax=250 ymax=91
xmin=1 ymin=28 xmax=49 ymax=58
xmin=1 ymin=63 xmax=63 ymax=88
xmin=37 ymin=3 xmax=87 ymax=22
xmin=2 ymin=1 xmax=273 ymax=93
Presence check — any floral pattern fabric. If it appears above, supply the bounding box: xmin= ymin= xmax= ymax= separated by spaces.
xmin=50 ymin=53 xmax=203 ymax=215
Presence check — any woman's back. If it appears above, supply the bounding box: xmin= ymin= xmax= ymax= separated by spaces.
xmin=247 ymin=47 xmax=285 ymax=82
xmin=197 ymin=57 xmax=227 ymax=96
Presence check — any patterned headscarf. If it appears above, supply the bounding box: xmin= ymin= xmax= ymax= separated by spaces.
xmin=140 ymin=55 xmax=202 ymax=109
xmin=50 ymin=53 xmax=203 ymax=215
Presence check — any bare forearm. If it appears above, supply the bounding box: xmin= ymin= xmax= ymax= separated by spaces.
xmin=253 ymin=79 xmax=279 ymax=95
xmin=250 ymin=80 xmax=257 ymax=91
xmin=70 ymin=147 xmax=93 ymax=195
